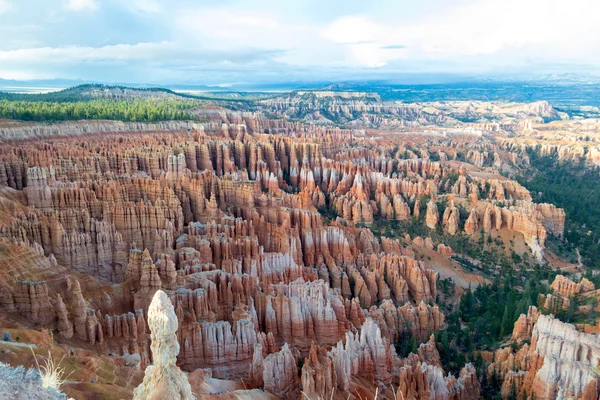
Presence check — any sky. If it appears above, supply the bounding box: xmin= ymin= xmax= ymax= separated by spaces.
xmin=0 ymin=0 xmax=599 ymax=85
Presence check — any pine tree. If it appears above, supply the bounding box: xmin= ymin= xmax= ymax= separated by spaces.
xmin=408 ymin=336 xmax=418 ymax=355
xmin=565 ymin=298 xmax=578 ymax=323
xmin=507 ymin=381 xmax=518 ymax=400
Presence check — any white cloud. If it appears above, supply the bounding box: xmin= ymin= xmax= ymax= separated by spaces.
xmin=174 ymin=8 xmax=345 ymax=68
xmin=174 ymin=0 xmax=600 ymax=72
xmin=64 ymin=0 xmax=98 ymax=12
xmin=2 ymin=0 xmax=600 ymax=82
xmin=0 ymin=41 xmax=283 ymax=73
xmin=0 ymin=42 xmax=176 ymax=63
xmin=177 ymin=9 xmax=297 ymax=47
xmin=321 ymin=0 xmax=600 ymax=68
xmin=0 ymin=0 xmax=14 ymax=14
xmin=128 ymin=0 xmax=161 ymax=14
xmin=322 ymin=16 xmax=380 ymax=45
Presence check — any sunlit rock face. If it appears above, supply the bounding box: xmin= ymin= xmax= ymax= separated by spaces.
xmin=529 ymin=315 xmax=600 ymax=400
xmin=490 ymin=313 xmax=600 ymax=400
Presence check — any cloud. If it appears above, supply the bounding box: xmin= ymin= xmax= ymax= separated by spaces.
xmin=64 ymin=0 xmax=98 ymax=11
xmin=127 ymin=0 xmax=161 ymax=14
xmin=2 ymin=0 xmax=600 ymax=83
xmin=322 ymin=0 xmax=600 ymax=67
xmin=0 ymin=40 xmax=289 ymax=81
xmin=176 ymin=9 xmax=297 ymax=47
xmin=0 ymin=0 xmax=14 ymax=14
xmin=173 ymin=7 xmax=341 ymax=69
xmin=0 ymin=42 xmax=174 ymax=62
xmin=0 ymin=42 xmax=277 ymax=64
xmin=321 ymin=16 xmax=381 ymax=45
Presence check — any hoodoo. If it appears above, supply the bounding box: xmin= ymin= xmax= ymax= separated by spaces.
xmin=133 ymin=290 xmax=193 ymax=400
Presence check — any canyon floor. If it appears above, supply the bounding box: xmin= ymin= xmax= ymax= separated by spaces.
xmin=0 ymin=87 xmax=598 ymax=399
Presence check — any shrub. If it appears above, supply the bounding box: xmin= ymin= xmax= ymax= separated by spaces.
xmin=30 ymin=349 xmax=71 ymax=391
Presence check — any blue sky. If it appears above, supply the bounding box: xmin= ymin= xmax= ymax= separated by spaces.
xmin=0 ymin=0 xmax=599 ymax=85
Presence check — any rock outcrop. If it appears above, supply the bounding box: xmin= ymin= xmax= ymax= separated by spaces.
xmin=528 ymin=315 xmax=600 ymax=400
xmin=511 ymin=305 xmax=540 ymax=343
xmin=550 ymin=275 xmax=595 ymax=298
xmin=425 ymin=200 xmax=439 ymax=229
xmin=133 ymin=290 xmax=193 ymax=400
xmin=398 ymin=337 xmax=481 ymax=400
xmin=263 ymin=343 xmax=298 ymax=400
xmin=491 ymin=314 xmax=600 ymax=400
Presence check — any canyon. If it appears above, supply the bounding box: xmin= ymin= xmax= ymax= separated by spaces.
xmin=0 ymin=88 xmax=598 ymax=400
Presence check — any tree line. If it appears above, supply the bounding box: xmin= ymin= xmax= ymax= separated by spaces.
xmin=0 ymin=98 xmax=203 ymax=122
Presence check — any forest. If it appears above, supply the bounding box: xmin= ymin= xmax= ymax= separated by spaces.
xmin=368 ymin=182 xmax=599 ymax=398
xmin=0 ymin=84 xmax=212 ymax=122
xmin=518 ymin=153 xmax=600 ymax=269
xmin=0 ymin=98 xmax=203 ymax=122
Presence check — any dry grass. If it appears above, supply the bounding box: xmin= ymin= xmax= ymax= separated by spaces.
xmin=301 ymin=388 xmax=337 ymax=400
xmin=354 ymin=388 xmax=378 ymax=400
xmin=30 ymin=348 xmax=71 ymax=390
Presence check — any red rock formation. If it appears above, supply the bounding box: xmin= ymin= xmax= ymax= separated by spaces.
xmin=437 ymin=243 xmax=453 ymax=258
xmin=464 ymin=209 xmax=479 ymax=235
xmin=13 ymin=280 xmax=54 ymax=325
xmin=425 ymin=200 xmax=439 ymax=229
xmin=133 ymin=290 xmax=193 ymax=400
xmin=442 ymin=202 xmax=461 ymax=236
xmin=492 ymin=314 xmax=600 ymax=400
xmin=398 ymin=337 xmax=481 ymax=400
xmin=263 ymin=343 xmax=299 ymax=399
xmin=328 ymin=318 xmax=395 ymax=391
xmin=511 ymin=305 xmax=540 ymax=343
xmin=301 ymin=342 xmax=337 ymax=399
xmin=367 ymin=300 xmax=445 ymax=344
xmin=541 ymin=292 xmax=570 ymax=314
xmin=550 ymin=275 xmax=595 ymax=298
xmin=0 ymin=110 xmax=579 ymax=399
xmin=71 ymin=279 xmax=89 ymax=341
xmin=248 ymin=343 xmax=265 ymax=388
xmin=528 ymin=316 xmax=600 ymax=399
xmin=54 ymin=294 xmax=73 ymax=339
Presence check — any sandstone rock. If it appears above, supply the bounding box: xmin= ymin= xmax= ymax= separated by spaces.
xmin=71 ymin=280 xmax=88 ymax=341
xmin=13 ymin=280 xmax=54 ymax=325
xmin=511 ymin=305 xmax=540 ymax=343
xmin=442 ymin=202 xmax=461 ymax=236
xmin=54 ymin=294 xmax=73 ymax=339
xmin=248 ymin=343 xmax=264 ymax=388
xmin=493 ymin=314 xmax=600 ymax=400
xmin=464 ymin=209 xmax=479 ymax=235
xmin=367 ymin=300 xmax=444 ymax=344
xmin=301 ymin=342 xmax=337 ymax=399
xmin=0 ymin=108 xmax=581 ymax=399
xmin=398 ymin=338 xmax=481 ymax=400
xmin=551 ymin=274 xmax=595 ymax=298
xmin=263 ymin=343 xmax=298 ymax=399
xmin=482 ymin=206 xmax=493 ymax=232
xmin=328 ymin=318 xmax=395 ymax=391
xmin=425 ymin=200 xmax=439 ymax=229
xmin=133 ymin=290 xmax=193 ymax=400
xmin=529 ymin=315 xmax=600 ymax=400
xmin=437 ymin=243 xmax=452 ymax=258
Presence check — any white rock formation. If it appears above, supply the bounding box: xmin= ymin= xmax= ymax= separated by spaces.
xmin=133 ymin=290 xmax=193 ymax=400
xmin=531 ymin=315 xmax=600 ymax=400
